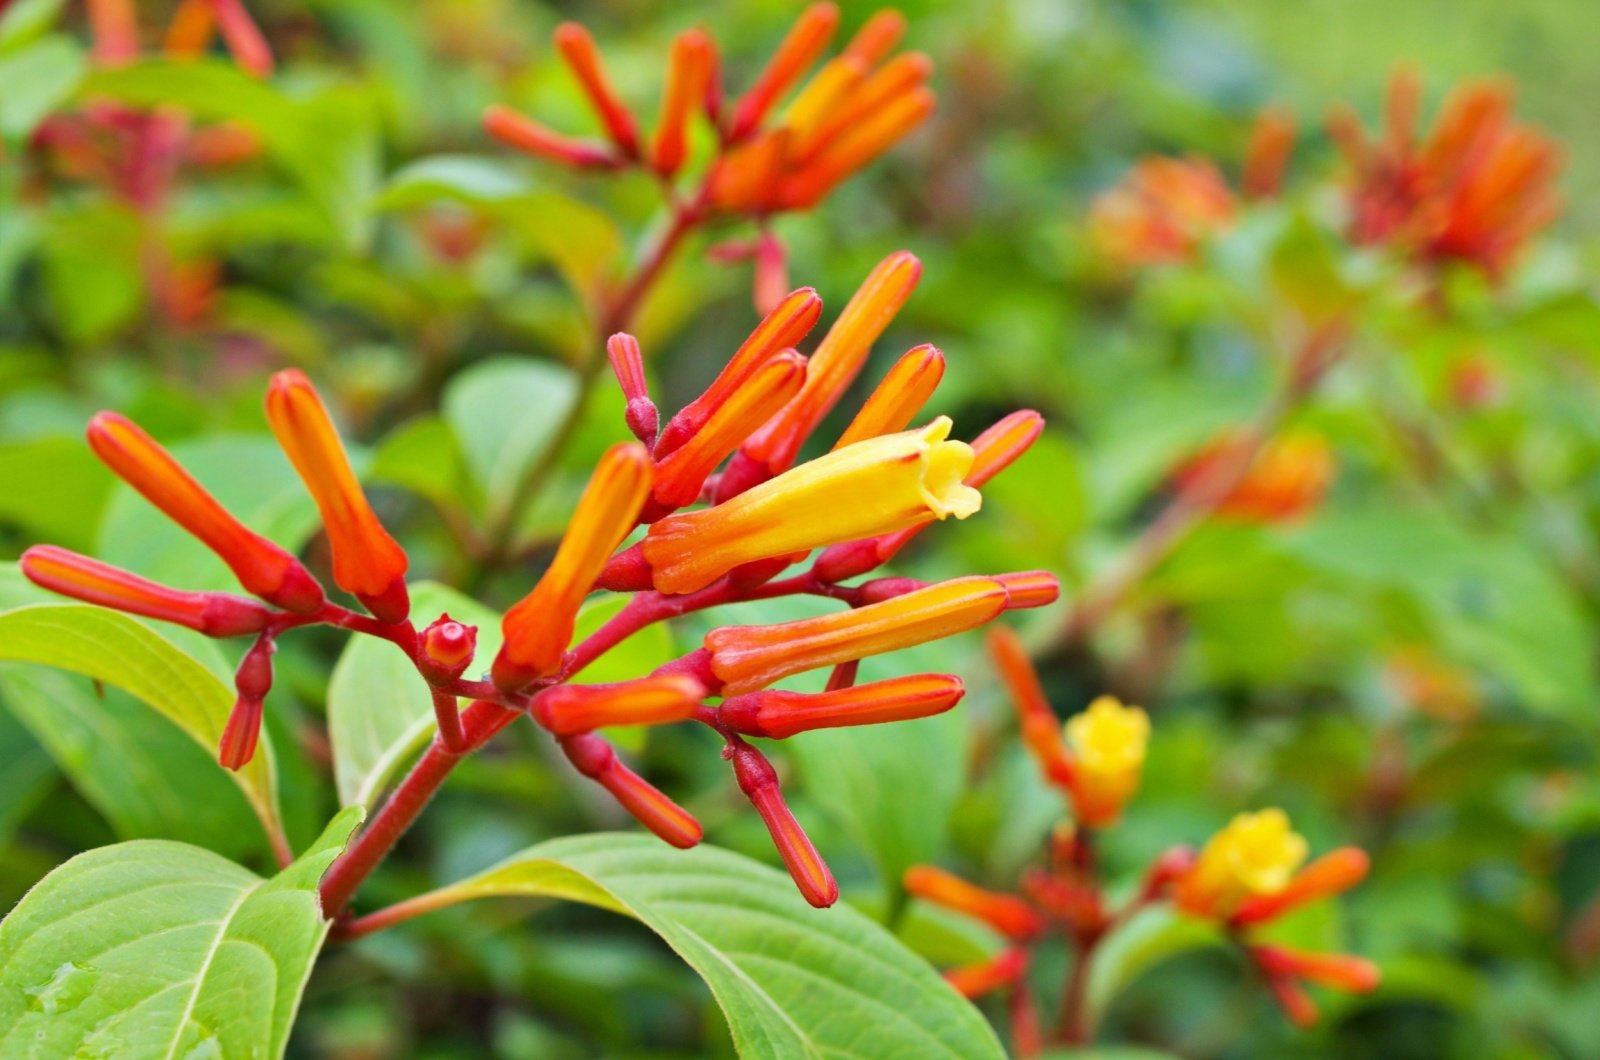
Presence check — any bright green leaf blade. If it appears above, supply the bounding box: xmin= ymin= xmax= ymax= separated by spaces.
xmin=327 ymin=582 xmax=503 ymax=809
xmin=442 ymin=357 xmax=579 ymax=523
xmin=368 ymin=414 xmax=480 ymax=514
xmin=0 ymin=0 xmax=68 ymax=52
xmin=0 ymin=34 xmax=83 ymax=143
xmin=1085 ymin=906 xmax=1223 ymax=1024
xmin=0 ymin=806 xmax=361 ymax=1059
xmin=0 ymin=600 xmax=285 ymax=855
xmin=383 ymin=834 xmax=1006 ymax=1060
xmin=379 ymin=154 xmax=534 ymax=209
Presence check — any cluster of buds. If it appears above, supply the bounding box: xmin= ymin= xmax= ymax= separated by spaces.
xmin=483 ymin=6 xmax=933 ymax=312
xmin=1171 ymin=430 xmax=1337 ymax=525
xmin=903 ymin=636 xmax=1376 ymax=1046
xmin=1328 ymin=71 xmax=1562 ymax=279
xmin=19 ymin=253 xmax=1054 ymax=910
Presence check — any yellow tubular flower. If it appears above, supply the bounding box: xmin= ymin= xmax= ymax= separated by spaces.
xmin=1064 ymin=696 xmax=1149 ymax=827
xmin=641 ymin=416 xmax=980 ymax=595
xmin=1176 ymin=808 xmax=1310 ymax=920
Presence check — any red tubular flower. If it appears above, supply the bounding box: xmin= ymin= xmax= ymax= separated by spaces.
xmin=21 ymin=545 xmax=272 ymax=638
xmin=1266 ymin=974 xmax=1320 ymax=1030
xmin=553 ymin=22 xmax=641 ymax=159
xmin=718 ymin=673 xmax=963 ymax=738
xmin=987 ymin=625 xmax=1076 ymax=791
xmin=88 ymin=0 xmax=140 ymax=66
xmin=832 ymin=343 xmax=944 ymax=450
xmin=532 ymin=675 xmax=705 ymax=736
xmin=493 ymin=443 xmax=653 ymax=690
xmin=843 ymin=9 xmax=907 ymax=66
xmin=211 ymin=0 xmax=274 ymax=78
xmin=753 ymin=230 xmax=789 ymax=316
xmin=652 ymin=29 xmax=715 ymax=177
xmin=606 ymin=333 xmax=660 ymax=445
xmin=729 ymin=741 xmax=838 ymax=907
xmin=1088 ymin=156 xmax=1237 ymax=267
xmin=482 ymin=105 xmax=621 ymax=169
xmin=655 ymin=287 xmax=823 ymax=456
xmin=1232 ymin=847 xmax=1370 ymax=926
xmin=944 ymin=949 xmax=1029 ymax=1000
xmin=1253 ymin=945 xmax=1381 ymax=994
xmin=903 ymin=865 xmax=1045 ymax=940
xmin=1243 ymin=105 xmax=1296 ymax=200
xmin=706 ymin=577 xmax=1007 ymax=695
xmin=560 ymin=733 xmax=702 ymax=848
xmin=736 ymin=251 xmax=922 ymax=478
xmin=219 ymin=635 xmax=274 ymax=770
xmin=647 ymin=350 xmax=807 ymax=515
xmin=265 ymin=370 xmax=410 ymax=623
xmin=727 ymin=3 xmax=841 ymax=142
xmin=86 ymin=411 xmax=324 ymax=614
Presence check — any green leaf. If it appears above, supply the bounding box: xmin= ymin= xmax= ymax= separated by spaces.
xmin=1084 ymin=905 xmax=1223 ymax=1024
xmin=0 ymin=34 xmax=83 ymax=143
xmin=0 ymin=0 xmax=68 ymax=53
xmin=442 ymin=357 xmax=580 ymax=524
xmin=0 ymin=597 xmax=287 ymax=856
xmin=39 ymin=201 xmax=145 ymax=344
xmin=0 ymin=807 xmax=362 ymax=1058
xmin=0 ymin=436 xmax=115 ymax=550
xmin=368 ymin=414 xmax=480 ymax=514
xmin=0 ymin=666 xmax=266 ymax=861
xmin=378 ymin=154 xmax=535 ymax=209
xmin=370 ymin=834 xmax=1006 ymax=1060
xmin=327 ymin=582 xmax=502 ymax=809
xmin=0 ymin=706 xmax=53 ymax=850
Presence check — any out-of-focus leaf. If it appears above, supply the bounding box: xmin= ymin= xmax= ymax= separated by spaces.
xmin=368 ymin=414 xmax=480 ymax=514
xmin=1085 ymin=905 xmax=1223 ymax=1023
xmin=1269 ymin=214 xmax=1361 ymax=326
xmin=379 ymin=155 xmax=534 ymax=209
xmin=39 ymin=202 xmax=144 ymax=343
xmin=0 ymin=807 xmax=361 ymax=1058
xmin=0 ymin=706 xmax=52 ymax=850
xmin=0 ymin=34 xmax=83 ymax=142
xmin=0 ymin=584 xmax=286 ymax=855
xmin=366 ymin=834 xmax=1007 ymax=1059
xmin=515 ymin=190 xmax=624 ymax=309
xmin=442 ymin=356 xmax=580 ymax=525
xmin=0 ymin=436 xmax=114 ymax=549
xmin=327 ymin=582 xmax=502 ymax=809
xmin=0 ymin=0 xmax=68 ymax=52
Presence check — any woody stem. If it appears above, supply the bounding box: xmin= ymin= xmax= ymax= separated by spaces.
xmin=1059 ymin=322 xmax=1347 ymax=645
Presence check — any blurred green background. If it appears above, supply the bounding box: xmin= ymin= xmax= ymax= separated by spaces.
xmin=4 ymin=0 xmax=1600 ymax=1057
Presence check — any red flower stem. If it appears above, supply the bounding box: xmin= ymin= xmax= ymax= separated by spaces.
xmin=320 ymin=699 xmax=520 ymax=916
xmin=1057 ymin=931 xmax=1099 ymax=1046
xmin=430 ymin=687 xmax=466 ymax=752
xmin=1059 ymin=322 xmax=1347 ymax=645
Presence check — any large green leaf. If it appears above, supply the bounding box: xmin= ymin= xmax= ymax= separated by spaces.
xmin=327 ymin=582 xmax=503 ymax=809
xmin=0 ymin=598 xmax=286 ymax=856
xmin=367 ymin=834 xmax=1005 ymax=1060
xmin=0 ymin=34 xmax=83 ymax=143
xmin=441 ymin=357 xmax=580 ymax=524
xmin=0 ymin=807 xmax=361 ymax=1058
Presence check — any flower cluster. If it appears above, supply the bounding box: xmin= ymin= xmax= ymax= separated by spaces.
xmin=484 ymin=5 xmax=933 ymax=312
xmin=1172 ymin=430 xmax=1337 ymax=524
xmin=902 ymin=628 xmax=1376 ymax=1049
xmin=19 ymin=253 xmax=1053 ymax=911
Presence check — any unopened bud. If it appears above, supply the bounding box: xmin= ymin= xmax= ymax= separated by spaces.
xmin=561 ymin=733 xmax=702 ymax=848
xmin=729 ymin=741 xmax=837 ymax=907
xmin=420 ymin=613 xmax=478 ymax=684
xmin=944 ymin=949 xmax=1028 ymax=1000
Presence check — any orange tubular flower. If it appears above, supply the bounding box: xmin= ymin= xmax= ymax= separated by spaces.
xmin=1232 ymin=847 xmax=1370 ymax=926
xmin=832 ymin=344 xmax=944 ymax=450
xmin=736 ymin=251 xmax=922 ymax=477
xmin=727 ymin=3 xmax=841 ymax=142
xmin=993 ymin=571 xmax=1061 ymax=611
xmin=987 ymin=625 xmax=1075 ymax=792
xmin=1243 ymin=106 xmax=1296 ymax=200
xmin=793 ymin=51 xmax=932 ymax=169
xmin=493 ymin=443 xmax=653 ymax=690
xmin=1175 ymin=809 xmax=1310 ymax=921
xmin=652 ymin=29 xmax=715 ymax=178
xmin=86 ymin=412 xmax=323 ymax=614
xmin=1253 ymin=945 xmax=1381 ymax=994
xmin=655 ymin=287 xmax=823 ymax=456
xmin=843 ymin=9 xmax=906 ymax=66
xmin=706 ymin=577 xmax=1007 ymax=696
xmin=775 ymin=87 xmax=935 ymax=210
xmin=88 ymin=0 xmax=140 ymax=66
xmin=265 ymin=370 xmax=411 ymax=623
xmin=561 ymin=733 xmax=702 ymax=849
xmin=483 ymin=105 xmax=620 ymax=169
xmin=1333 ymin=72 xmax=1562 ymax=277
xmin=730 ymin=741 xmax=837 ymax=908
xmin=1175 ymin=431 xmax=1336 ymax=525
xmin=164 ymin=0 xmax=216 ymax=57
xmin=904 ymin=865 xmax=1045 ymax=940
xmin=718 ymin=673 xmax=964 ymax=739
xmin=1089 ymin=156 xmax=1237 ymax=267
xmin=554 ymin=22 xmax=642 ymax=159
xmin=533 ymin=675 xmax=705 ymax=736
xmin=945 ymin=949 xmax=1029 ymax=1000
xmin=20 ymin=545 xmax=271 ymax=638
xmin=639 ymin=417 xmax=981 ymax=595
xmin=648 ymin=350 xmax=806 ymax=513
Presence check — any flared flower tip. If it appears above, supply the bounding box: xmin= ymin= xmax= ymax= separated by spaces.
xmin=265 ymin=369 xmax=410 ymax=622
xmin=1064 ymin=695 xmax=1148 ymax=826
xmin=1176 ymin=808 xmax=1310 ymax=919
xmin=916 ymin=418 xmax=982 ymax=518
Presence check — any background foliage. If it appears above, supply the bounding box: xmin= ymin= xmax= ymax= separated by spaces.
xmin=3 ymin=0 xmax=1600 ymax=1057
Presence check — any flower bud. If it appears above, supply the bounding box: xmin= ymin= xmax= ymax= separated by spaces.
xmin=832 ymin=344 xmax=944 ymax=450
xmin=638 ymin=417 xmax=980 ymax=595
xmin=903 ymin=866 xmax=1044 ymax=940
xmin=780 ymin=55 xmax=867 ymax=160
xmin=944 ymin=949 xmax=1028 ymax=1000
xmin=1175 ymin=809 xmax=1309 ymax=920
xmin=708 ymin=129 xmax=790 ymax=214
xmin=483 ymin=105 xmax=620 ymax=169
xmin=533 ymin=675 xmax=704 ymax=736
xmin=791 ymin=51 xmax=932 ymax=168
xmin=211 ymin=0 xmax=274 ymax=78
xmin=774 ymin=87 xmax=934 ymax=210
xmin=843 ymin=9 xmax=907 ymax=66
xmin=606 ymin=333 xmax=660 ymax=446
xmin=740 ymin=251 xmax=922 ymax=476
xmin=265 ymin=370 xmax=410 ymax=623
xmin=1266 ymin=974 xmax=1320 ymax=1029
xmin=494 ymin=443 xmax=652 ymax=690
xmin=652 ymin=29 xmax=714 ymax=178
xmin=995 ymin=570 xmax=1061 ymax=610
xmin=561 ymin=733 xmax=702 ymax=848
xmin=987 ymin=625 xmax=1075 ymax=790
xmin=719 ymin=673 xmax=963 ymax=739
xmin=553 ymin=22 xmax=641 ymax=158
xmin=1243 ymin=105 xmax=1296 ymax=199
xmin=1253 ymin=945 xmax=1381 ymax=994
xmin=1232 ymin=847 xmax=1370 ymax=926
xmin=727 ymin=3 xmax=840 ymax=142
xmin=419 ymin=613 xmax=478 ymax=685
xmin=88 ymin=0 xmax=140 ymax=66
xmin=1064 ymin=696 xmax=1149 ymax=827
xmin=729 ymin=741 xmax=837 ymax=907
xmin=706 ymin=577 xmax=1006 ymax=695
xmin=220 ymin=635 xmax=275 ymax=770
xmin=21 ymin=545 xmax=272 ymax=638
